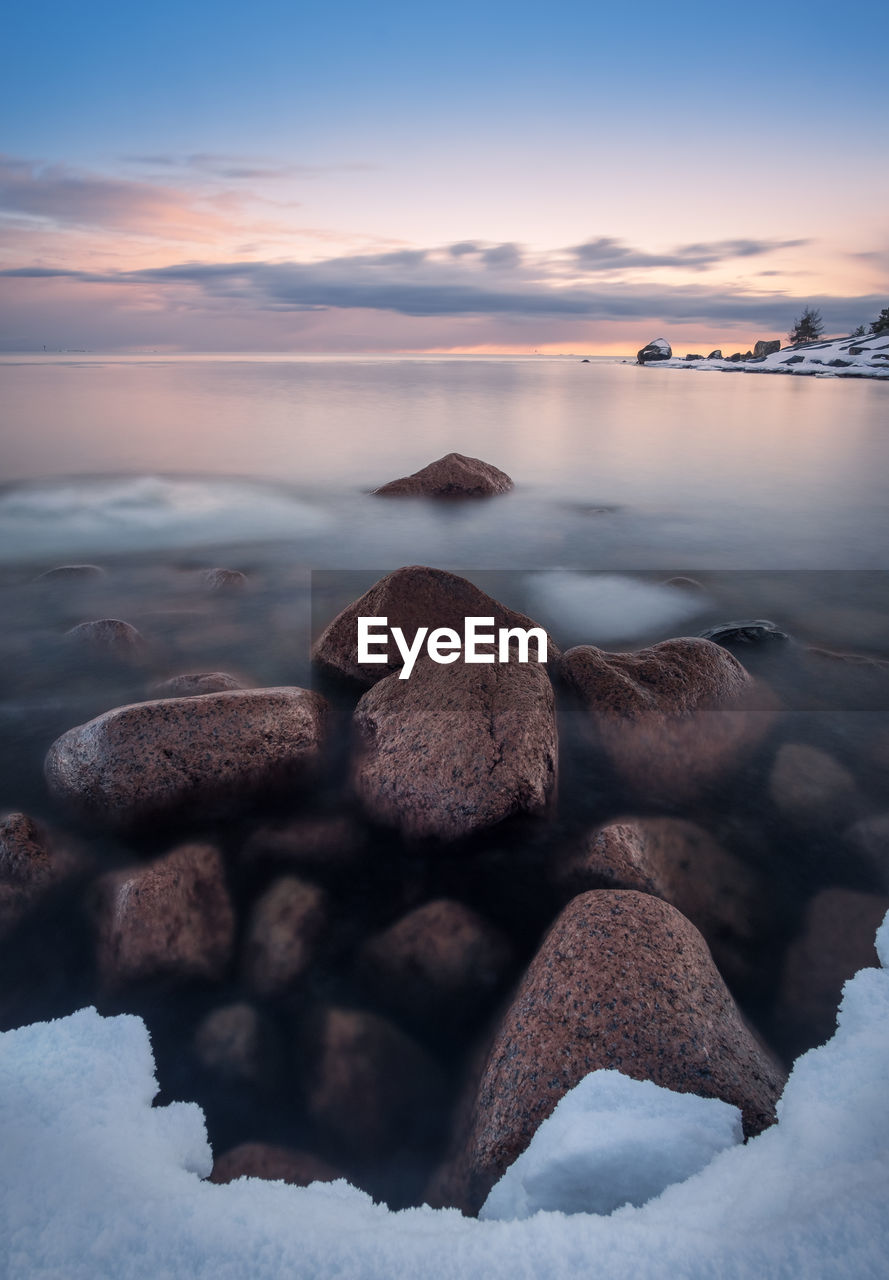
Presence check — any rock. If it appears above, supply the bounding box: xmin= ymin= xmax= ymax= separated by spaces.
xmin=699 ymin=619 xmax=791 ymax=651
xmin=202 ymin=567 xmax=248 ymax=593
xmin=728 ymin=353 xmax=742 ymax=362
xmin=784 ymin=355 xmax=805 ymax=365
xmin=352 ymin=656 xmax=557 ymax=841
xmin=149 ymin=672 xmax=245 ymax=697
xmin=63 ymin=618 xmax=147 ymax=662
xmin=241 ymin=877 xmax=327 ymax=998
xmin=360 ymin=899 xmax=514 ymax=1034
xmin=45 ymin=687 xmax=328 ymax=829
xmin=846 ymin=813 xmax=889 ymax=887
xmin=210 ymin=1143 xmax=342 ymax=1186
xmin=707 ymin=349 xmax=722 ymax=360
xmin=769 ymin=742 xmax=861 ymax=828
xmin=305 ymin=1007 xmax=446 ymax=1162
xmin=580 ymin=358 xmax=590 ymax=363
xmin=372 ymin=452 xmax=513 ymax=498
xmin=827 ymin=359 xmax=853 ymax=368
xmin=313 ymin=565 xmax=559 ymax=689
xmin=775 ymin=888 xmax=889 ymax=1054
xmin=636 ymin=338 xmax=672 ymax=364
xmin=754 ymin=340 xmax=781 ymax=357
xmin=684 ymin=354 xmax=703 ymax=361
xmin=193 ymin=1003 xmax=280 ymax=1089
xmin=240 ymin=814 xmax=365 ymax=871
xmin=559 ymin=638 xmax=774 ymax=805
xmin=663 ymin=576 xmax=704 ymax=591
xmin=550 ymin=817 xmax=767 ymax=988
xmin=35 ymin=564 xmax=106 ymax=582
xmin=0 ymin=812 xmax=81 ymax=937
xmin=446 ymin=891 xmax=785 ymax=1213
xmin=94 ymin=843 xmax=235 ymax=990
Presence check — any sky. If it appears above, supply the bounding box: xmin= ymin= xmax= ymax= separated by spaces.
xmin=1 ymin=0 xmax=886 ymax=354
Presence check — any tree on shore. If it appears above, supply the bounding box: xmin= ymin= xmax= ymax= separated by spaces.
xmin=789 ymin=307 xmax=824 ymax=345
xmin=870 ymin=307 xmax=889 ymax=335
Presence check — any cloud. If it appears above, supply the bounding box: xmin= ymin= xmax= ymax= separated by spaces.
xmin=570 ymin=236 xmax=810 ymax=273
xmin=120 ymin=153 xmax=378 ymax=181
xmin=2 ymin=251 xmax=881 ymax=333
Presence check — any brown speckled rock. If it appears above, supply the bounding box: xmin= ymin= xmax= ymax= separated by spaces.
xmin=360 ymin=899 xmax=514 ymax=1034
xmin=550 ymin=817 xmax=768 ymax=989
xmin=769 ymin=742 xmax=862 ymax=827
xmin=373 ymin=452 xmax=513 ymax=498
xmin=193 ymin=1003 xmax=281 ymax=1089
xmin=352 ymin=657 xmax=557 ymax=841
xmin=35 ymin=564 xmax=106 ymax=582
xmin=0 ymin=812 xmax=82 ymax=937
xmin=559 ymin=638 xmax=775 ymax=805
xmin=209 ymin=1143 xmax=342 ymax=1186
xmin=240 ymin=814 xmax=365 ymax=871
xmin=313 ymin=565 xmax=559 ymax=688
xmin=242 ymin=876 xmax=327 ymax=997
xmin=149 ymin=671 xmax=245 ymax=697
xmin=446 ymin=890 xmax=785 ymax=1214
xmin=45 ymin=687 xmax=328 ymax=829
xmin=95 ymin=842 xmax=235 ymax=989
xmin=775 ymin=888 xmax=889 ymax=1056
xmin=63 ymin=618 xmax=147 ymax=662
xmin=306 ymin=1007 xmax=447 ymax=1162
xmin=202 ymin=567 xmax=248 ymax=593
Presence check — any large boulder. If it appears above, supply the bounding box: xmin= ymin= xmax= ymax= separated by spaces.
xmin=45 ymin=687 xmax=328 ymax=829
xmin=442 ymin=890 xmax=785 ymax=1214
xmin=636 ymin=338 xmax=672 ymax=364
xmin=312 ymin=565 xmax=559 ymax=689
xmin=94 ymin=843 xmax=235 ymax=990
xmin=352 ymin=656 xmax=557 ymax=841
xmin=373 ymin=452 xmax=513 ymax=498
xmin=550 ymin=817 xmax=768 ymax=988
xmin=753 ymin=339 xmax=781 ymax=357
xmin=360 ymin=899 xmax=514 ymax=1034
xmin=559 ymin=638 xmax=775 ymax=805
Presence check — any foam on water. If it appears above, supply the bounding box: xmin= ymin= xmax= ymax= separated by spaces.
xmin=0 ymin=476 xmax=331 ymax=562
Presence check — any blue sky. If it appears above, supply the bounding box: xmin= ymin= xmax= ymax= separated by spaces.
xmin=1 ymin=0 xmax=886 ymax=351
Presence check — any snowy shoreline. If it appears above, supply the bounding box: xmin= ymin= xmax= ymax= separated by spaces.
xmin=634 ymin=332 xmax=889 ymax=380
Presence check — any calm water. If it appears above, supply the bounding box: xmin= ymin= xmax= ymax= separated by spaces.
xmin=1 ymin=354 xmax=887 ymax=571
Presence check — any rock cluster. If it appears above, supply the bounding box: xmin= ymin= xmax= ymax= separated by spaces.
xmin=5 ymin=556 xmax=884 ymax=1215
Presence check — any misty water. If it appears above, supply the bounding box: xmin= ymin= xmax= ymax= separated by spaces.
xmin=1 ymin=353 xmax=888 ymax=1207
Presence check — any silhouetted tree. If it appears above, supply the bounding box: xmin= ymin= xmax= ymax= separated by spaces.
xmin=851 ymin=324 xmax=867 ymax=337
xmin=870 ymin=307 xmax=889 ymax=335
xmin=789 ymin=307 xmax=824 ymax=345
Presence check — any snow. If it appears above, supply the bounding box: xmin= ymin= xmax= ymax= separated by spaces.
xmin=480 ymin=1069 xmax=742 ymax=1220
xmin=2 ymin=912 xmax=889 ymax=1279
xmin=649 ymin=332 xmax=889 ymax=379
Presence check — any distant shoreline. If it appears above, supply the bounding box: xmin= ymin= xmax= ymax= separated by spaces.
xmin=633 ymin=332 xmax=888 ymax=381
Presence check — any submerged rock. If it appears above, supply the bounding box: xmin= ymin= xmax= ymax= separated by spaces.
xmin=45 ymin=687 xmax=327 ymax=829
xmin=305 ymin=1007 xmax=446 ymax=1162
xmin=94 ymin=842 xmax=235 ymax=990
xmin=193 ymin=1002 xmax=280 ymax=1089
xmin=202 ymin=567 xmax=248 ymax=593
xmin=769 ymin=742 xmax=862 ymax=828
xmin=775 ymin=888 xmax=889 ymax=1055
xmin=636 ymin=338 xmax=672 ymax=364
xmin=210 ymin=1143 xmax=342 ymax=1186
xmin=240 ymin=814 xmax=365 ymax=871
xmin=444 ymin=890 xmax=785 ymax=1214
xmin=699 ymin=619 xmax=791 ymax=650
xmin=0 ymin=812 xmax=82 ymax=938
xmin=312 ymin=565 xmax=559 ymax=688
xmin=373 ymin=452 xmax=513 ymax=498
xmin=63 ymin=618 xmax=147 ymax=663
xmin=550 ymin=817 xmax=767 ymax=988
xmin=360 ymin=899 xmax=514 ymax=1034
xmin=149 ymin=671 xmax=245 ymax=697
xmin=559 ymin=638 xmax=774 ymax=805
xmin=241 ymin=876 xmax=327 ymax=998
xmin=352 ymin=657 xmax=557 ymax=841
xmin=34 ymin=564 xmax=106 ymax=582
